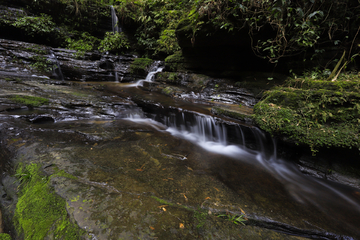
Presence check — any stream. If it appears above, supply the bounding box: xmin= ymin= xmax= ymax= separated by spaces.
xmin=1 ymin=48 xmax=360 ymax=239
xmin=71 ymin=67 xmax=360 ymax=239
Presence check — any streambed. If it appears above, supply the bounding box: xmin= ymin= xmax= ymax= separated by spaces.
xmin=0 ymin=72 xmax=360 ymax=239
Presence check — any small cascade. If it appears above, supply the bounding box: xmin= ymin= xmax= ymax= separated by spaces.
xmin=130 ymin=61 xmax=164 ymax=87
xmin=126 ymin=107 xmax=253 ymax=157
xmin=114 ymin=72 xmax=119 ymax=82
xmin=110 ymin=6 xmax=121 ymax=33
xmin=144 ymin=61 xmax=163 ymax=82
xmin=49 ymin=51 xmax=64 ymax=80
xmin=124 ymin=106 xmax=360 ymax=234
xmin=163 ymin=113 xmax=227 ymax=144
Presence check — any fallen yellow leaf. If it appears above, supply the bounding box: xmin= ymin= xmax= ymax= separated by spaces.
xmin=240 ymin=208 xmax=246 ymax=215
xmin=179 ymin=223 xmax=184 ymax=229
xmin=157 ymin=205 xmax=168 ymax=208
xmin=149 ymin=226 xmax=155 ymax=230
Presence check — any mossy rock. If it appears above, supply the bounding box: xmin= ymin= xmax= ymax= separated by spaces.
xmin=161 ymin=86 xmax=175 ymax=96
xmin=164 ymin=51 xmax=188 ymax=72
xmin=212 ymin=106 xmax=254 ymax=123
xmin=14 ymin=163 xmax=85 ymax=239
xmin=10 ymin=95 xmax=49 ymax=108
xmin=155 ymin=72 xmax=180 ymax=84
xmin=253 ymin=76 xmax=360 ymax=153
xmin=128 ymin=58 xmax=154 ymax=76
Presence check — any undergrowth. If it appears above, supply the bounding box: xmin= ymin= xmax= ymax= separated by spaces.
xmin=253 ymin=73 xmax=360 ymax=154
xmin=14 ymin=163 xmax=84 ymax=239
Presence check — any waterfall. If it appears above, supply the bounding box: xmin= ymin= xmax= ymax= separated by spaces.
xmin=144 ymin=61 xmax=163 ymax=82
xmin=114 ymin=71 xmax=119 ymax=82
xmin=124 ymin=107 xmax=360 ymax=231
xmin=129 ymin=61 xmax=164 ymax=87
xmin=49 ymin=51 xmax=64 ymax=80
xmin=111 ymin=6 xmax=121 ymax=33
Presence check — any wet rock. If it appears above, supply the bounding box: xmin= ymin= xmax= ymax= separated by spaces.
xmin=0 ymin=39 xmax=142 ymax=82
xmin=27 ymin=114 xmax=55 ymax=124
xmin=153 ymin=72 xmax=258 ymax=108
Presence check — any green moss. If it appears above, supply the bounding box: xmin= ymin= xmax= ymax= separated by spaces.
xmin=161 ymin=86 xmax=174 ymax=95
xmin=212 ymin=107 xmax=254 ymax=122
xmin=164 ymin=51 xmax=186 ymax=72
xmin=51 ymin=170 xmax=78 ymax=180
xmin=253 ymin=77 xmax=360 ymax=153
xmin=23 ymin=46 xmax=48 ymax=55
xmin=0 ymin=234 xmax=11 ymax=240
xmin=129 ymin=58 xmax=154 ymax=75
xmin=14 ymin=163 xmax=85 ymax=239
xmin=168 ymin=72 xmax=178 ymax=81
xmin=10 ymin=95 xmax=49 ymax=107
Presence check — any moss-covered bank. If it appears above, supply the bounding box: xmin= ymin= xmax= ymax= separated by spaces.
xmin=253 ymin=74 xmax=360 ymax=153
xmin=128 ymin=58 xmax=154 ymax=75
xmin=14 ymin=163 xmax=84 ymax=239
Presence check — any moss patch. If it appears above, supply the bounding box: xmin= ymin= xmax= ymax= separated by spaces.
xmin=253 ymin=76 xmax=360 ymax=153
xmin=161 ymin=86 xmax=175 ymax=95
xmin=10 ymin=95 xmax=49 ymax=107
xmin=164 ymin=51 xmax=187 ymax=72
xmin=129 ymin=58 xmax=154 ymax=75
xmin=212 ymin=107 xmax=254 ymax=123
xmin=14 ymin=163 xmax=84 ymax=239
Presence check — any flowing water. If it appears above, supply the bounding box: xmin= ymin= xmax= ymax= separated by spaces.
xmin=91 ymin=68 xmax=360 ymax=239
xmin=49 ymin=50 xmax=64 ymax=80
xmin=111 ymin=5 xmax=121 ymax=33
xmin=2 ymin=57 xmax=359 ymax=238
xmin=128 ymin=61 xmax=164 ymax=87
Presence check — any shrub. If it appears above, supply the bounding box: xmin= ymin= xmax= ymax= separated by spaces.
xmin=98 ymin=32 xmax=130 ymax=53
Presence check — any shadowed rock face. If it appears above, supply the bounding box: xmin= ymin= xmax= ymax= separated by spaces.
xmin=175 ymin=19 xmax=280 ymax=76
xmin=0 ymin=39 xmax=142 ymax=82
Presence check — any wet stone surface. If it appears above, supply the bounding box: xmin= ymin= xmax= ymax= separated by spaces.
xmin=0 ymin=63 xmax=359 ymax=239
xmin=0 ymin=75 xmax=307 ymax=239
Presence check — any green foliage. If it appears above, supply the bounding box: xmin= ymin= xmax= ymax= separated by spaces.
xmin=113 ymin=0 xmax=188 ymax=56
xmin=67 ymin=32 xmax=99 ymax=57
xmin=30 ymin=55 xmax=53 ymax=72
xmin=12 ymin=14 xmax=57 ymax=38
xmin=98 ymin=32 xmax=130 ymax=53
xmin=253 ymin=74 xmax=360 ymax=153
xmin=217 ymin=213 xmax=247 ymax=225
xmin=14 ymin=163 xmax=84 ymax=239
xmin=156 ymin=29 xmax=181 ymax=55
xmin=0 ymin=234 xmax=12 ymax=240
xmin=24 ymin=46 xmax=48 ymax=55
xmin=181 ymin=0 xmax=360 ymax=63
xmin=10 ymin=95 xmax=49 ymax=108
